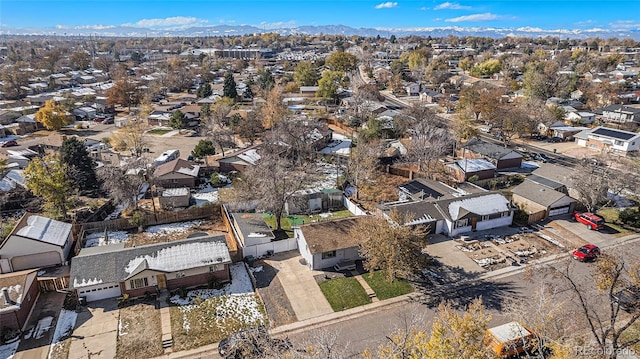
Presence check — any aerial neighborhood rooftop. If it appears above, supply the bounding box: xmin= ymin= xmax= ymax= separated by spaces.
xmin=0 ymin=26 xmax=640 ymax=359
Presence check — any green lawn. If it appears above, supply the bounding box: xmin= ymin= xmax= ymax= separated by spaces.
xmin=597 ymin=207 xmax=632 ymax=236
xmin=319 ymin=277 xmax=371 ymax=311
xmin=263 ymin=209 xmax=353 ymax=239
xmin=361 ymin=270 xmax=414 ymax=300
xmin=147 ymin=128 xmax=173 ymax=135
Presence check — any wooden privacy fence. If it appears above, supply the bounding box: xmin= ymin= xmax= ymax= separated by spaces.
xmin=80 ymin=205 xmax=220 ymax=233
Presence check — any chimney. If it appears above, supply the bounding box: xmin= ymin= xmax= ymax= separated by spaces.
xmin=2 ymin=287 xmax=13 ymax=305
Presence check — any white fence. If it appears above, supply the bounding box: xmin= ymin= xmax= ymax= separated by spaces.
xmin=242 ymin=238 xmax=298 ymax=258
xmin=343 ymin=195 xmax=368 ymax=216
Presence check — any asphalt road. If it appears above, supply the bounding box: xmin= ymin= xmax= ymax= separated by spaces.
xmin=283 ymin=238 xmax=640 ymax=357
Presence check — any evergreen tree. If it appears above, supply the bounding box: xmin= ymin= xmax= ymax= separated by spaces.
xmin=223 ymin=72 xmax=238 ymax=99
xmin=191 ymin=139 xmax=216 ymax=159
xmin=169 ymin=110 xmax=188 ymax=129
xmin=60 ymin=137 xmax=99 ymax=195
xmin=197 ymin=83 xmax=212 ymax=98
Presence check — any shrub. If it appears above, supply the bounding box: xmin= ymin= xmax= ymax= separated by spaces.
xmin=619 ymin=208 xmax=640 ymax=228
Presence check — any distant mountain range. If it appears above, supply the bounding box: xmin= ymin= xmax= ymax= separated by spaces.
xmin=1 ymin=24 xmax=639 ymax=40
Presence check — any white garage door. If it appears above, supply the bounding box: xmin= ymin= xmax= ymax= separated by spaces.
xmin=78 ymin=284 xmax=121 ymax=302
xmin=549 ymin=206 xmax=571 ymax=216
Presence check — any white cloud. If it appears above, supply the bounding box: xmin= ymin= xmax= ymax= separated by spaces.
xmin=609 ymin=20 xmax=640 ymax=30
xmin=375 ymin=2 xmax=398 ymax=9
xmin=123 ymin=16 xmax=208 ymax=28
xmin=420 ymin=7 xmax=428 ymax=10
xmin=445 ymin=13 xmax=499 ymax=22
xmin=434 ymin=2 xmax=471 ymax=10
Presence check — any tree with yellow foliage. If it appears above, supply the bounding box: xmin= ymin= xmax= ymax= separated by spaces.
xmin=364 ymin=298 xmax=492 ymax=359
xmin=35 ymin=99 xmax=72 ymax=130
xmin=25 ymin=156 xmax=72 ymax=219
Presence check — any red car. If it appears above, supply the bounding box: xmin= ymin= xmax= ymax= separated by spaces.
xmin=573 ymin=212 xmax=604 ymax=230
xmin=572 ymin=244 xmax=600 ymax=262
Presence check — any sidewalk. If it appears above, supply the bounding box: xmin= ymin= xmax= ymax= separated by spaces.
xmin=155 ymin=234 xmax=640 ymax=359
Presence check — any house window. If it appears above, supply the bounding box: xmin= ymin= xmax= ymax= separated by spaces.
xmin=614 ymin=140 xmax=624 ymax=146
xmin=129 ymin=277 xmax=149 ymax=289
xmin=455 ymin=219 xmax=468 ymax=228
xmin=501 ymin=211 xmax=510 ymax=218
xmin=175 ymin=272 xmax=185 ymax=279
xmin=209 ymin=265 xmax=221 ymax=272
xmin=481 ymin=215 xmax=489 ymax=221
xmin=322 ymin=251 xmax=336 ymax=259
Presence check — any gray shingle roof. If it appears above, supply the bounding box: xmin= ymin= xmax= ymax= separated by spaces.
xmin=512 ymin=181 xmax=568 ymax=207
xmin=463 ymin=138 xmax=521 ymax=161
xmin=70 ymin=235 xmax=230 ymax=289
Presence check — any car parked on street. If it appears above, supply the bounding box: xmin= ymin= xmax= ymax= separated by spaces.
xmin=0 ymin=140 xmax=18 ymax=147
xmin=573 ymin=212 xmax=604 ymax=230
xmin=612 ymin=286 xmax=640 ymax=312
xmin=572 ymin=244 xmax=600 ymax=262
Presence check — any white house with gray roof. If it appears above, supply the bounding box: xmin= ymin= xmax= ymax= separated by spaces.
xmin=0 ymin=214 xmax=73 ymax=273
xmin=575 ymin=126 xmax=640 ymax=155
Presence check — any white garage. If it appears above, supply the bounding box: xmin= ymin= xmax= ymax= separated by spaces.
xmin=77 ymin=283 xmax=121 ymax=302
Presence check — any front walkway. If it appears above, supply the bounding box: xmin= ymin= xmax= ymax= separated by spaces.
xmin=351 ymin=271 xmax=379 ymax=302
xmin=263 ymin=251 xmax=333 ymax=321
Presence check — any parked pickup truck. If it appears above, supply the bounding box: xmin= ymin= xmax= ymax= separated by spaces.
xmin=333 ymin=260 xmax=357 ymax=271
xmin=612 ymin=286 xmax=640 ymax=312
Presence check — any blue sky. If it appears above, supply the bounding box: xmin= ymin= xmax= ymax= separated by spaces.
xmin=1 ymin=0 xmax=639 ymax=31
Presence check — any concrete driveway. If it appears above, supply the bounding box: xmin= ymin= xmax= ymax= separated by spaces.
xmin=425 ymin=234 xmax=485 ymax=275
xmin=552 ymin=217 xmax=616 ymax=247
xmin=263 ymin=251 xmax=333 ymax=320
xmin=14 ymin=292 xmax=66 ymax=359
xmin=68 ymin=299 xmax=119 ymax=359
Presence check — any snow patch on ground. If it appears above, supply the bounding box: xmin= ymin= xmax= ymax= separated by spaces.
xmin=104 ymin=203 xmax=125 ymax=221
xmin=192 ymin=185 xmax=219 ymax=206
xmin=84 ymin=230 xmax=130 ymax=247
xmin=145 ymin=220 xmax=203 ymax=237
xmin=520 ymin=161 xmax=540 ymax=169
xmin=48 ymin=309 xmax=77 ymax=359
xmin=118 ymin=316 xmax=128 ymax=336
xmin=34 ymin=316 xmax=54 ymax=339
xmin=0 ymin=338 xmax=19 ymax=359
xmin=169 ymin=263 xmax=263 ymax=331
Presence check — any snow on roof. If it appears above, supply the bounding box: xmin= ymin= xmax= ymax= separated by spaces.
xmin=488 ymin=322 xmax=533 ymax=343
xmin=455 ymin=159 xmax=496 ymax=172
xmin=176 ymin=165 xmax=200 ymax=177
xmin=237 ymin=149 xmax=261 ymax=165
xmin=124 ymin=241 xmax=231 ymax=276
xmin=73 ymin=277 xmax=103 ymax=288
xmin=448 ymin=193 xmax=510 ymax=220
xmin=16 ymin=215 xmax=72 ymax=246
xmin=320 ymin=139 xmax=352 ymax=155
xmin=162 ymin=187 xmax=190 ymax=197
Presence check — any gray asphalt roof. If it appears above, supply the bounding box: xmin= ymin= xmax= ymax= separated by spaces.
xmin=463 ymin=138 xmax=521 ymax=160
xmin=70 ymin=235 xmax=230 ymax=289
xmin=231 ymin=213 xmax=275 ymax=241
xmin=512 ymin=181 xmax=568 ymax=207
xmin=526 ymin=175 xmax=565 ymax=191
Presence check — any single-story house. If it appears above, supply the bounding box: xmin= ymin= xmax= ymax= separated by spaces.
xmin=512 ymin=181 xmax=577 ymax=223
xmin=0 ymin=269 xmax=40 ymax=331
xmin=0 ymin=214 xmax=73 ymax=273
xmin=217 ymin=145 xmax=261 ymax=173
xmin=460 ymin=138 xmax=523 ymax=169
xmin=69 ymin=235 xmax=232 ymax=302
xmin=295 ymin=217 xmax=363 ymax=270
xmin=72 ymin=107 xmax=97 ymax=120
xmin=547 ymin=124 xmax=589 ymax=140
xmin=574 ymin=126 xmax=640 ymax=155
xmin=153 ymin=158 xmax=200 ymax=189
xmin=564 ymin=111 xmax=595 ymax=125
xmin=405 ymin=82 xmax=421 ymax=96
xmin=385 ymin=191 xmax=514 ymax=237
xmin=446 ymin=159 xmax=496 ymax=182
xmin=600 ymin=104 xmax=640 ymax=125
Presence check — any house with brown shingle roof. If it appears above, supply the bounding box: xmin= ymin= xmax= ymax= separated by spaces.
xmin=0 ymin=269 xmax=40 ymax=331
xmin=152 ymin=158 xmax=200 ymax=189
xmin=295 ymin=217 xmax=363 ymax=270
